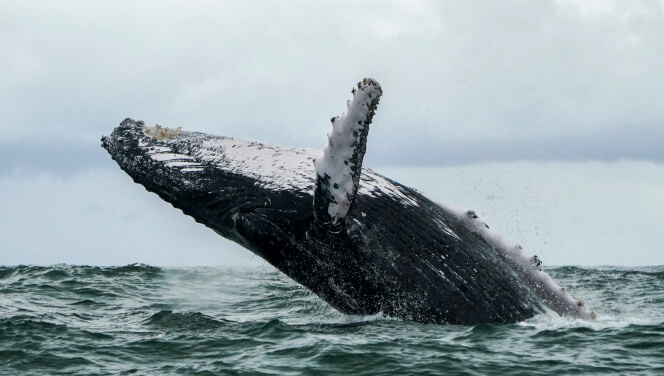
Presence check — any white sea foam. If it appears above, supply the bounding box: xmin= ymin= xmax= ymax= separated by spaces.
xmin=521 ymin=309 xmax=660 ymax=331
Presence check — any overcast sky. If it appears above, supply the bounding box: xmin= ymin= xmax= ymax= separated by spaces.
xmin=1 ymin=1 xmax=663 ymax=266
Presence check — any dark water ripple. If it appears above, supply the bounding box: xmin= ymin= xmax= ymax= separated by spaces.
xmin=0 ymin=264 xmax=663 ymax=375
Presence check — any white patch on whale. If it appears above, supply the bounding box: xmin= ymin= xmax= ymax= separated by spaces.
xmin=140 ymin=124 xmax=423 ymax=210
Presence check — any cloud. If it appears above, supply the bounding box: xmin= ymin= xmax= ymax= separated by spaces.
xmin=0 ymin=140 xmax=108 ymax=177
xmin=377 ymin=160 xmax=664 ymax=266
xmin=1 ymin=1 xmax=663 ymax=267
xmin=0 ymin=167 xmax=261 ymax=266
xmin=2 ymin=161 xmax=662 ymax=267
xmin=366 ymin=125 xmax=664 ymax=166
xmin=0 ymin=1 xmax=662 ymax=165
xmin=3 ymin=123 xmax=660 ymax=179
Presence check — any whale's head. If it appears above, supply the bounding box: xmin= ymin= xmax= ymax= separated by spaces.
xmin=102 ymin=80 xmax=382 ymax=269
xmin=102 ymin=118 xmax=317 ymax=267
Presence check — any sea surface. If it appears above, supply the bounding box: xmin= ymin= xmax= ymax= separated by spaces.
xmin=0 ymin=264 xmax=662 ymax=375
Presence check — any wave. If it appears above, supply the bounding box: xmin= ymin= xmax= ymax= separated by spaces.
xmin=0 ymin=263 xmax=662 ymax=375
xmin=145 ymin=310 xmax=233 ymax=330
xmin=0 ymin=263 xmax=163 ymax=280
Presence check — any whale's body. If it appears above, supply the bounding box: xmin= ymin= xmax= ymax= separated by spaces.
xmin=102 ymin=114 xmax=591 ymax=324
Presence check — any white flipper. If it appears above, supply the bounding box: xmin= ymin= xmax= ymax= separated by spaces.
xmin=314 ymin=78 xmax=382 ymax=229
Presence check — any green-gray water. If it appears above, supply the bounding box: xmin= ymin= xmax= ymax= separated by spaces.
xmin=1 ymin=264 xmax=662 ymax=375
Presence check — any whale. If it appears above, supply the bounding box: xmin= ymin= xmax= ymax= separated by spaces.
xmin=102 ymin=78 xmax=592 ymax=325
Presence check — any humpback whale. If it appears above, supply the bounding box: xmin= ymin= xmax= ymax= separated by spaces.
xmin=102 ymin=78 xmax=592 ymax=325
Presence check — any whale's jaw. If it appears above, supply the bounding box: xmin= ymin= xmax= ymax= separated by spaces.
xmin=101 ymin=119 xmax=310 ymax=267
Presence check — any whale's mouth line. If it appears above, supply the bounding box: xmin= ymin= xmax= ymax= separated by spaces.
xmin=241 ymin=206 xmax=299 ymax=228
xmin=231 ymin=206 xmax=301 ymax=265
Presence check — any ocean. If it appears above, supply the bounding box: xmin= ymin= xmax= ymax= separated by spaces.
xmin=1 ymin=264 xmax=662 ymax=375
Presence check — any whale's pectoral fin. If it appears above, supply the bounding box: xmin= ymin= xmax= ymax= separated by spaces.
xmin=312 ymin=78 xmax=382 ymax=233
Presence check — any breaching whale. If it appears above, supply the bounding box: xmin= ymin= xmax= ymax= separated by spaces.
xmin=102 ymin=78 xmax=592 ymax=325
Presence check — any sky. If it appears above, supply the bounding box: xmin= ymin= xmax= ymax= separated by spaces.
xmin=1 ymin=0 xmax=663 ymax=266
